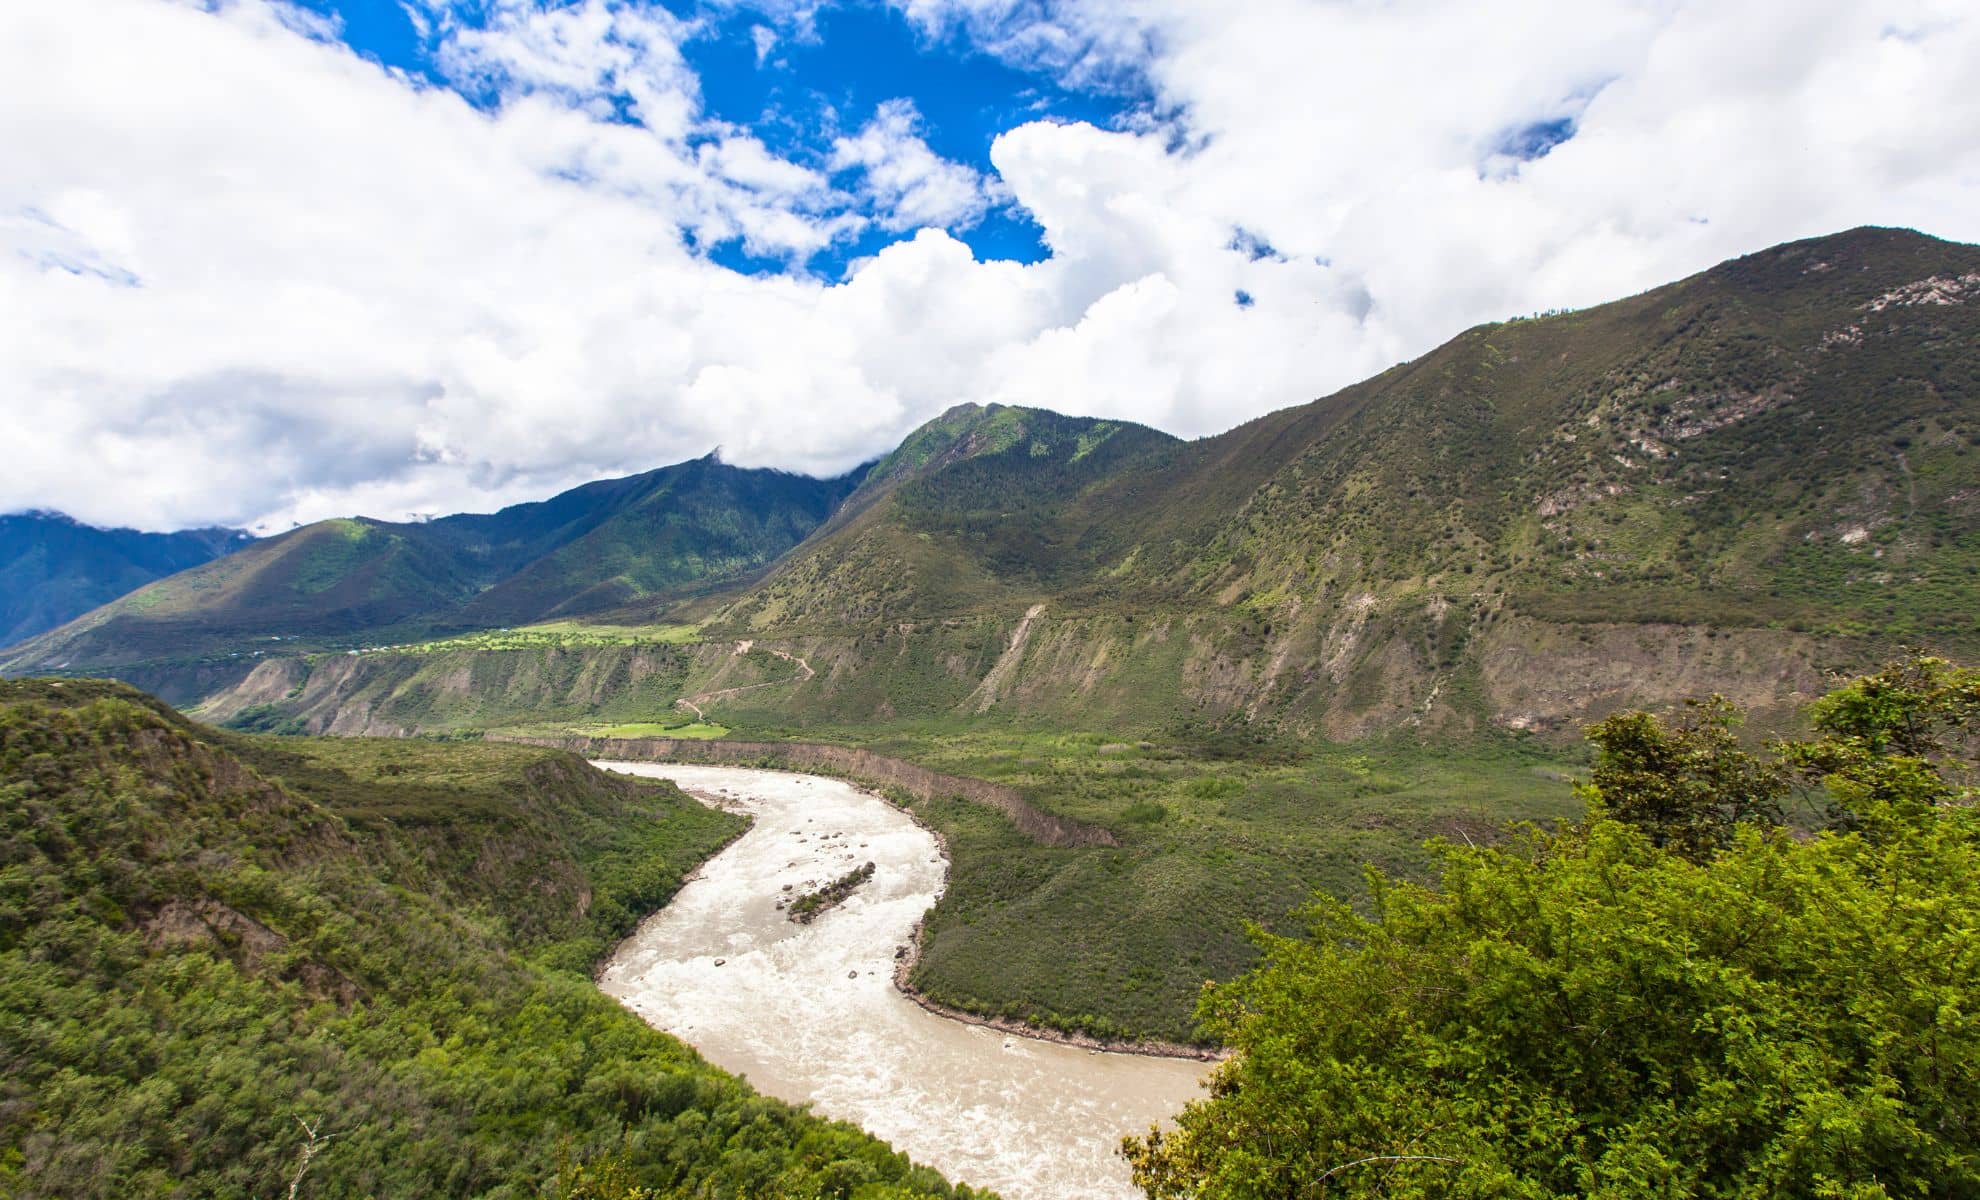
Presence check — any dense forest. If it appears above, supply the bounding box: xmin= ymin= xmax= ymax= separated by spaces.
xmin=1125 ymin=655 xmax=1980 ymax=1197
xmin=0 ymin=679 xmax=986 ymax=1199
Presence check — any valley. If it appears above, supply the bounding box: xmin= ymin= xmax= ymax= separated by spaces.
xmin=594 ymin=763 xmax=1207 ymax=1200
xmin=0 ymin=680 xmax=988 ymax=1198
xmin=12 ymin=229 xmax=1980 ymax=1045
xmin=532 ymin=726 xmax=1581 ymax=1043
xmin=5 ymin=226 xmax=1980 ymax=1197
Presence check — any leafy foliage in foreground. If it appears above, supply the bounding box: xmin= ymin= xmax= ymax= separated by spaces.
xmin=1126 ymin=657 xmax=1980 ymax=1197
xmin=1580 ymin=696 xmax=1790 ymax=860
xmin=0 ymin=679 xmax=984 ymax=1199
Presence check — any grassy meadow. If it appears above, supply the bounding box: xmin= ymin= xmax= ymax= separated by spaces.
xmin=536 ymin=704 xmax=1587 ymax=1045
xmin=586 ymin=720 xmax=731 ymax=739
xmin=865 ymin=726 xmax=1583 ymax=1043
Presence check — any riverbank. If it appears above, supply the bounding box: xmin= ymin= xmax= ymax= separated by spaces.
xmin=648 ymin=764 xmax=1219 ymax=1059
xmin=890 ymin=918 xmax=1224 ymax=1063
xmin=590 ymin=762 xmax=1208 ymax=1200
xmin=514 ymin=733 xmax=1119 ymax=847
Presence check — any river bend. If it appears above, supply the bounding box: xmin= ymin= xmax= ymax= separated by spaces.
xmin=593 ymin=762 xmax=1207 ymax=1200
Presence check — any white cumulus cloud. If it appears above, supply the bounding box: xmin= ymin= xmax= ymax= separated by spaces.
xmin=3 ymin=0 xmax=1978 ymax=532
xmin=830 ymin=99 xmax=997 ymax=231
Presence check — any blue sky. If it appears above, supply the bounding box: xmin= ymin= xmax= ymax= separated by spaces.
xmin=6 ymin=0 xmax=1977 ymax=530
xmin=295 ymin=0 xmax=1145 ymax=276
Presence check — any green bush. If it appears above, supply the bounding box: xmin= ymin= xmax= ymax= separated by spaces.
xmin=1125 ymin=656 xmax=1980 ymax=1198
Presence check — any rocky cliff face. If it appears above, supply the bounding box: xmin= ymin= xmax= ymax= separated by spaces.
xmin=185 ymin=592 xmax=1861 ymax=744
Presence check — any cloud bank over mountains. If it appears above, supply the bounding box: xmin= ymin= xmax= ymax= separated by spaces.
xmin=5 ymin=0 xmax=1978 ymax=531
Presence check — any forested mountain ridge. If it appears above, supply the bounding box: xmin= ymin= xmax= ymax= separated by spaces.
xmin=0 ymin=677 xmax=984 ymax=1198
xmin=9 ymin=227 xmax=1980 ymax=740
xmin=447 ymin=454 xmax=865 ymax=624
xmin=1 ymin=457 xmax=861 ymax=673
xmin=713 ymin=404 xmax=1183 ymax=630
xmin=0 ymin=511 xmax=251 ymax=647
xmin=678 ymin=226 xmax=1980 ymax=736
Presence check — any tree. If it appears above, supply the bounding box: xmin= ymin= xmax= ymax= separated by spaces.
xmin=285 ymin=1117 xmax=336 ymax=1200
xmin=555 ymin=1147 xmax=655 ymax=1200
xmin=1124 ymin=659 xmax=1980 ymax=1198
xmin=1580 ymin=696 xmax=1788 ymax=861
xmin=1785 ymin=652 xmax=1979 ymax=821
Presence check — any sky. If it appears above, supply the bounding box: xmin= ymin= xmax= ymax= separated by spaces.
xmin=4 ymin=0 xmax=1979 ymax=532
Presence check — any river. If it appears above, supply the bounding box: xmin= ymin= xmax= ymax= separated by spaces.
xmin=593 ymin=762 xmax=1209 ymax=1200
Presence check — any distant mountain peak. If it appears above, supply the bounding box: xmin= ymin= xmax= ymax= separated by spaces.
xmin=8 ymin=507 xmax=81 ymax=526
xmin=0 ymin=512 xmax=254 ymax=648
xmin=863 ymin=402 xmax=1177 ymax=494
xmin=1 ymin=456 xmax=863 ymax=671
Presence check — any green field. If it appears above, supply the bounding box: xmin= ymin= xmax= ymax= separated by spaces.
xmin=365 ymin=619 xmax=706 ymax=655
xmin=594 ymin=712 xmax=1587 ymax=1045
xmin=589 ymin=719 xmax=730 ymax=739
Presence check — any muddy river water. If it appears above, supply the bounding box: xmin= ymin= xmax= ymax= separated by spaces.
xmin=593 ymin=763 xmax=1210 ymax=1200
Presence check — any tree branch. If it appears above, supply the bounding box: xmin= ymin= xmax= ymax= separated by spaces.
xmin=287 ymin=1116 xmax=338 ymax=1200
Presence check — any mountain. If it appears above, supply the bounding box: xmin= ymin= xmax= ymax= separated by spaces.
xmin=0 ymin=677 xmax=977 ymax=1197
xmin=447 ymin=453 xmax=866 ymax=624
xmin=16 ymin=227 xmax=1980 ymax=738
xmin=1 ymin=456 xmax=862 ymax=676
xmin=0 ymin=511 xmax=251 ymax=647
xmin=715 ymin=403 xmax=1184 ymax=629
xmin=693 ymin=225 xmax=1980 ymax=734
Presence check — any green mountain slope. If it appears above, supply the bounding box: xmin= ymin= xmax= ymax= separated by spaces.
xmin=716 ymin=403 xmax=1183 ymax=630
xmin=684 ymin=226 xmax=1979 ymax=735
xmin=456 ymin=455 xmax=863 ymax=624
xmin=3 ymin=516 xmax=488 ymax=669
xmin=0 ymin=678 xmax=981 ymax=1198
xmin=1 ymin=458 xmax=860 ymax=675
xmin=1139 ymin=224 xmax=1978 ymax=642
xmin=17 ymin=227 xmax=1980 ymax=739
xmin=0 ymin=512 xmax=251 ymax=647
